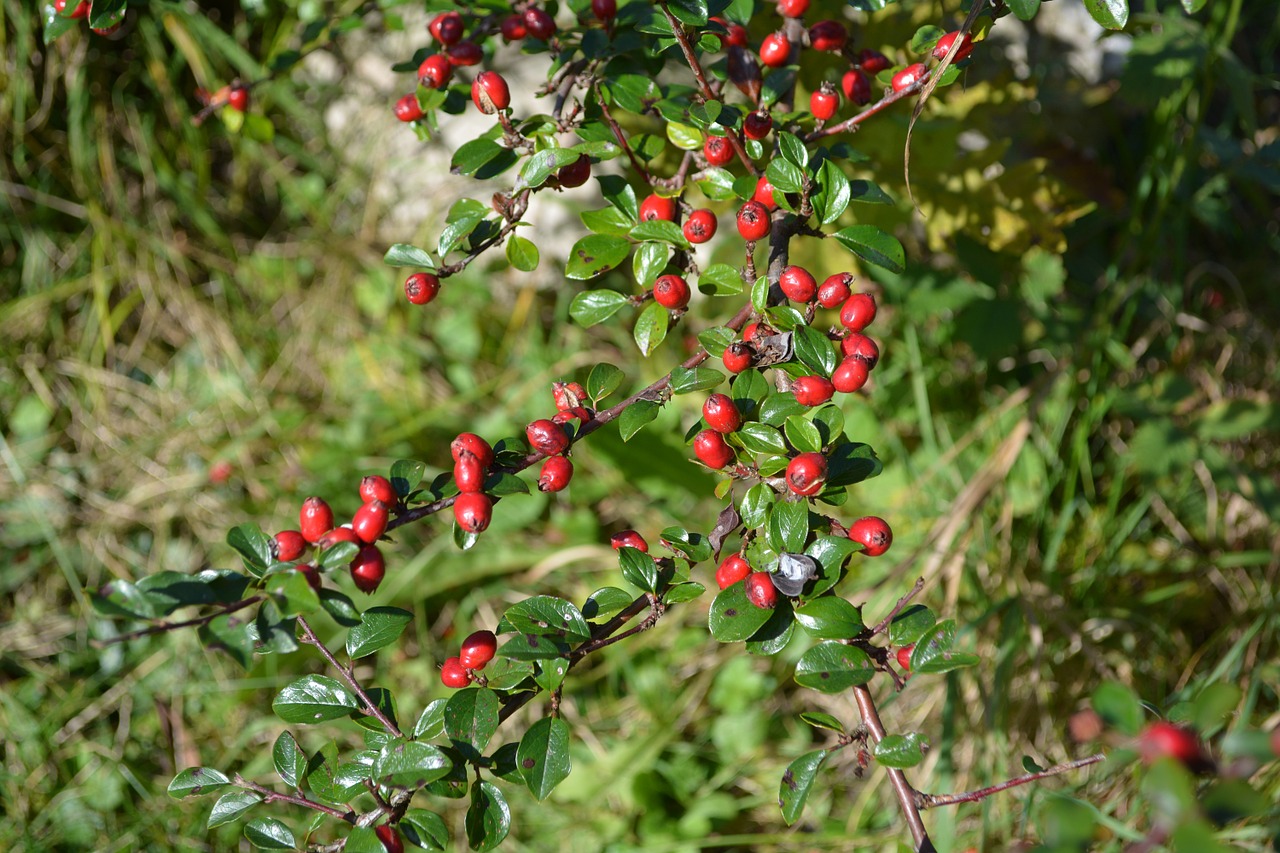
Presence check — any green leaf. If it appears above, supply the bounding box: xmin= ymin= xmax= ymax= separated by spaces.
xmin=227 ymin=523 xmax=273 ymax=573
xmin=813 ymin=161 xmax=851 ymax=225
xmin=619 ymin=399 xmax=661 ymax=441
xmin=633 ymin=301 xmax=669 ymax=356
xmin=794 ymin=642 xmax=875 ymax=692
xmin=849 ymin=179 xmax=894 ymax=205
xmin=697 ymin=167 xmax=738 ymax=201
xmin=794 ymin=596 xmax=864 ymax=639
xmin=517 ymin=717 xmax=573 ymax=800
xmin=401 ymin=809 xmax=450 ymax=851
xmin=483 ymin=471 xmax=529 ymax=497
xmin=316 ymin=541 xmax=358 ymax=571
xmin=438 ymin=213 xmax=486 ymax=257
xmin=87 ymin=0 xmax=125 ymax=29
xmin=666 ymin=0 xmax=709 ymax=25
xmin=659 ymin=527 xmax=713 ymax=562
xmin=888 ymin=605 xmax=936 ymax=647
xmin=465 ymin=780 xmax=511 ymax=851
xmin=344 ymin=827 xmax=388 ymax=853
xmin=413 ymin=699 xmax=448 ymax=740
xmin=873 ymin=733 xmax=929 ymax=768
xmin=517 ymin=147 xmax=582 ymax=191
xmin=569 ymin=290 xmax=630 ymax=327
xmin=273 ymin=732 xmax=308 ymax=789
xmin=633 ymin=240 xmax=669 ymax=285
xmin=665 ymin=582 xmax=706 ymax=604
xmin=565 ymin=235 xmax=631 ymax=280
xmin=1083 ymin=0 xmax=1128 ymax=29
xmin=784 ymin=416 xmax=823 ymax=454
xmin=630 ymin=220 xmax=690 ymax=248
xmin=346 ymin=606 xmax=413 ymax=659
xmin=832 ymin=225 xmax=906 ymax=274
xmin=43 ymin=5 xmax=77 ymax=44
xmin=779 ymin=749 xmax=829 ymax=825
xmin=198 ymin=611 xmax=255 ymax=668
xmin=618 ymin=546 xmax=659 ymax=593
xmin=1092 ymin=681 xmax=1144 ymax=736
xmin=452 ymin=139 xmax=509 ymax=177
xmin=909 ymin=25 xmax=946 ymax=54
xmin=799 ymin=711 xmax=845 ymax=733
xmin=319 ymin=589 xmax=363 ymax=627
xmin=504 ymin=596 xmax=592 ymax=642
xmin=793 ymin=325 xmax=838 ymax=375
xmin=244 ymin=817 xmax=295 ymax=850
xmin=272 ymin=675 xmax=359 ymax=724
xmin=767 ymin=500 xmax=810 ymax=554
xmin=505 ymin=235 xmax=539 ymax=272
xmin=372 ymin=740 xmax=453 ymax=788
xmin=766 ymin=158 xmax=805 ymax=194
xmin=745 ymin=598 xmax=796 ymax=656
xmin=737 ymin=422 xmax=788 ymax=456
xmin=597 ymin=174 xmax=639 ymax=220
xmin=582 ymin=206 xmax=636 ymax=236
xmin=168 ymin=767 xmax=231 ymax=799
xmin=207 ymin=790 xmax=261 ymax=829
xmin=390 ymin=459 xmax=425 ymax=497
xmin=1192 ymin=683 xmax=1242 ymax=732
xmin=666 ymin=121 xmax=703 ymax=150
xmin=585 ymin=364 xmax=624 ymax=405
xmin=910 ymin=620 xmax=980 ymax=675
xmin=778 ymin=132 xmax=808 ymax=168
xmin=670 ymin=366 xmax=726 ymax=394
xmin=708 ymin=581 xmax=774 ymax=642
xmin=739 ymin=483 xmax=774 ymax=529
xmin=804 ymin=535 xmax=858 ymax=596
xmin=1007 ymin=0 xmax=1041 ymax=20
xmin=445 ymin=687 xmax=501 ymax=761
xmin=697 ymin=264 xmax=743 ymax=296
xmin=137 ymin=571 xmax=216 ymax=615
xmin=498 ymin=632 xmax=570 ymax=661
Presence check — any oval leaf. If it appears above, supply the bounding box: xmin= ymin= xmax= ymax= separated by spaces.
xmin=709 ymin=581 xmax=774 ymax=642
xmin=566 ymin=235 xmax=631 ymax=280
xmin=272 ymin=675 xmax=359 ymax=724
xmin=517 ymin=716 xmax=573 ymax=801
xmin=346 ymin=606 xmax=413 ymax=659
xmin=465 ymin=780 xmax=511 ymax=851
xmin=779 ymin=749 xmax=829 ymax=825
xmin=794 ymin=642 xmax=875 ymax=693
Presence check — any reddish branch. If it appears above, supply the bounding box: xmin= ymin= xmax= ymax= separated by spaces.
xmin=917 ymin=754 xmax=1106 ymax=809
xmin=804 ymin=74 xmax=933 ymax=143
xmin=853 ymin=685 xmax=936 ymax=852
xmin=232 ymin=773 xmax=356 ymax=822
xmin=297 ymin=616 xmax=404 ymax=739
xmin=94 ymin=595 xmax=264 ymax=647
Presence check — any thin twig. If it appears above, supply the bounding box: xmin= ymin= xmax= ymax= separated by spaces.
xmin=93 ymin=596 xmax=264 ymax=646
xmin=233 ymin=773 xmax=356 ymax=821
xmin=918 ymin=754 xmax=1106 ymax=809
xmin=853 ymin=686 xmax=935 ymax=852
xmin=804 ymin=76 xmax=931 ymax=142
xmin=297 ymin=616 xmax=404 ymax=739
xmin=871 ymin=578 xmax=927 ymax=637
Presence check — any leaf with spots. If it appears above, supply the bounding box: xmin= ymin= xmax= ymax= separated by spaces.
xmin=503 ymin=596 xmax=592 ymax=642
xmin=794 ymin=642 xmax=875 ymax=693
xmin=272 ymin=675 xmax=359 ymax=724
xmin=167 ymin=766 xmax=231 ymax=799
xmin=565 ymin=235 xmax=631 ymax=281
xmin=709 ymin=580 xmax=774 ymax=642
xmin=465 ymin=780 xmax=511 ymax=851
xmin=444 ymin=687 xmax=500 ymax=762
xmin=517 ymin=716 xmax=573 ymax=801
xmin=372 ymin=740 xmax=453 ymax=789
xmin=779 ymin=749 xmax=829 ymax=825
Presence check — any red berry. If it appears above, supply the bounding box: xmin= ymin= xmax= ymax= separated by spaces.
xmin=454 ymin=492 xmax=493 ymax=533
xmin=58 ymin=0 xmax=90 ymax=19
xmin=841 ymin=69 xmax=872 ymax=106
xmin=500 ymin=14 xmax=527 ymax=41
xmin=352 ymin=500 xmax=390 ymax=544
xmin=360 ymin=475 xmax=397 ymax=505
xmin=208 ymin=460 xmax=233 ymax=484
xmin=779 ymin=265 xmax=818 ymax=303
xmin=297 ymin=563 xmax=323 ymax=593
xmin=839 ymin=292 xmax=878 ymax=331
xmin=933 ymin=31 xmax=974 ymax=62
xmin=376 ymin=825 xmax=405 ymax=853
xmin=858 ymin=49 xmax=891 ymax=74
xmin=694 ymin=429 xmax=736 ymax=469
xmin=736 ymin=200 xmax=771 ymax=241
xmin=1138 ymin=721 xmax=1203 ymax=767
xmin=527 ymin=418 xmax=571 ymax=456
xmin=592 ymin=0 xmax=618 ymax=20
xmin=841 ymin=332 xmax=880 ymax=368
xmin=404 ymin=272 xmax=440 ymax=305
xmin=752 ymin=175 xmax=777 ymax=210
xmin=743 ymin=110 xmax=773 ymax=140
xmin=350 ymin=544 xmax=386 ymax=593
xmin=684 ymin=208 xmax=718 ymax=244
xmin=440 ymin=656 xmax=472 ymax=688
xmin=552 ymin=381 xmax=589 ymax=411
xmin=394 ymin=94 xmax=423 ymax=123
xmin=831 ymin=356 xmax=870 ymax=393
xmin=418 ymin=54 xmax=452 ymax=89
xmin=702 ymin=393 xmax=743 ymax=434
xmin=452 ymin=433 xmax=494 ymax=468
xmin=703 ymin=134 xmax=734 ymax=167
xmin=817 ymin=272 xmax=853 ymax=309
xmin=610 ymin=530 xmax=649 ymax=552
xmin=472 ymin=71 xmax=510 ymax=114
xmin=712 ymin=17 xmax=747 ymax=48
xmin=429 ymin=11 xmax=464 ymax=46
xmin=538 ymin=455 xmax=574 ymax=492
xmin=448 ymin=40 xmax=483 ymax=67
xmin=299 ymin=497 xmax=334 ymax=544
xmin=777 ymin=0 xmax=809 ymax=18
xmin=459 ymin=630 xmax=499 ymax=670
xmin=715 ymin=554 xmax=752 ymax=589
xmin=454 ymin=453 xmax=486 ymax=493
xmin=849 ymin=516 xmax=892 ymax=556
xmin=892 ymin=63 xmax=928 ymax=93
xmin=743 ymin=321 xmax=773 ymax=342
xmin=227 ymin=85 xmax=250 ymax=113
xmin=810 ymin=87 xmax=839 ymax=121
xmin=653 ymin=274 xmax=691 ymax=310
xmin=524 ymin=7 xmax=556 ymax=40
xmin=759 ymin=32 xmax=791 ymax=68
xmin=786 ymin=452 xmax=828 ymax=496
xmin=897 ymin=644 xmax=914 ymax=671
xmin=808 ymin=20 xmax=846 ymax=52
xmin=745 ymin=572 xmax=778 ymax=608
xmin=640 ymin=193 xmax=678 ymax=222
xmin=558 ymin=155 xmax=591 ymax=188
xmin=793 ymin=375 xmax=835 ymax=407
xmin=722 ymin=341 xmax=755 ymax=374
xmin=317 ymin=526 xmax=361 ymax=549
xmin=273 ymin=530 xmax=308 ymax=562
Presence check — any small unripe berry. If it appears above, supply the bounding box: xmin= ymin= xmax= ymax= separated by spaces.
xmin=454 ymin=492 xmax=493 ymax=533
xmin=933 ymin=31 xmax=975 ymax=62
xmin=722 ymin=341 xmax=755 ymax=374
xmin=745 ymin=572 xmax=778 ymax=608
xmin=684 ymin=208 xmax=718 ymax=244
xmin=842 ymin=69 xmax=872 ymax=106
xmin=743 ymin=110 xmax=773 ymax=140
xmin=376 ymin=825 xmax=405 ymax=853
xmin=808 ymin=20 xmax=846 ymax=52
xmin=779 ymin=265 xmax=818 ymax=303
xmin=459 ymin=630 xmax=498 ymax=670
xmin=817 ymin=272 xmax=853 ymax=309
xmin=591 ymin=0 xmax=617 ymax=21
xmin=360 ymin=475 xmax=397 ymax=505
xmin=736 ymin=200 xmax=771 ymax=241
xmin=610 ymin=530 xmax=649 ymax=552
xmin=703 ymin=134 xmax=734 ymax=167
xmin=524 ymin=7 xmax=556 ymax=40
xmin=639 ymin=193 xmax=678 ymax=222
xmin=786 ymin=452 xmax=828 ymax=496
xmin=653 ymin=274 xmax=691 ymax=310
xmin=538 ymin=455 xmax=574 ymax=492
xmin=892 ymin=63 xmax=928 ymax=93
xmin=832 ymin=356 xmax=871 ymax=393
xmin=352 ymin=500 xmax=390 ymax=543
xmin=227 ymin=85 xmax=250 ymax=113
xmin=472 ymin=71 xmax=511 ymax=115
xmin=897 ymin=644 xmax=915 ymax=671
xmin=448 ymin=40 xmax=483 ymax=67
xmin=778 ymin=0 xmax=809 ymax=16
xmin=404 ymin=272 xmax=440 ymax=305
xmin=759 ymin=32 xmax=791 ymax=68
xmin=454 ymin=454 xmax=486 ymax=493
xmin=429 ymin=11 xmax=464 ymax=46
xmin=417 ymin=54 xmax=452 ymax=89
xmin=702 ymin=393 xmax=743 ymax=434
xmin=558 ymin=155 xmax=591 ymax=188
xmin=810 ymin=87 xmax=839 ymax=121
xmin=451 ymin=433 xmax=494 ymax=468
xmin=694 ymin=429 xmax=736 ymax=469
xmin=394 ymin=94 xmax=423 ymax=123
xmin=500 ymin=14 xmax=527 ymax=41
xmin=299 ymin=497 xmax=334 ymax=544
xmin=715 ymin=554 xmax=752 ymax=589
xmin=858 ymin=49 xmax=891 ymax=74
xmin=841 ymin=332 xmax=880 ymax=368
xmin=849 ymin=516 xmax=892 ymax=556
xmin=440 ymin=656 xmax=472 ymax=688
xmin=350 ymin=544 xmax=386 ymax=593
xmin=273 ymin=530 xmax=308 ymax=562
xmin=793 ymin=375 xmax=835 ymax=407
xmin=839 ymin=292 xmax=878 ymax=332
xmin=752 ymin=175 xmax=777 ymax=210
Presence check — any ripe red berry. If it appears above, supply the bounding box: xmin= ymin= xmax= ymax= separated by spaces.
xmin=610 ymin=530 xmax=649 ymax=552
xmin=591 ymin=0 xmax=618 ymax=21
xmin=500 ymin=14 xmax=527 ymax=41
xmin=840 ymin=292 xmax=878 ymax=332
xmin=703 ymin=134 xmax=734 ymax=167
xmin=897 ymin=644 xmax=915 ymax=671
xmin=777 ymin=0 xmax=809 ymax=18
xmin=552 ymin=406 xmax=593 ymax=426
xmin=694 ymin=429 xmax=736 ymax=469
xmin=429 ymin=11 xmax=464 ymax=46
xmin=360 ymin=475 xmax=397 ymax=505
xmin=452 ymin=433 xmax=494 ymax=468
xmin=743 ymin=110 xmax=773 ymax=140
xmin=394 ymin=94 xmax=423 ymax=123
xmin=297 ymin=563 xmax=323 ymax=593
xmin=472 ymin=71 xmax=511 ymax=114
xmin=858 ymin=49 xmax=891 ymax=74
xmin=351 ymin=500 xmax=390 ymax=544
xmin=841 ymin=69 xmax=872 ymax=106
xmin=653 ymin=274 xmax=691 ymax=310
xmin=786 ymin=452 xmax=828 ymax=496
xmin=849 ymin=516 xmax=892 ymax=556
xmin=454 ymin=454 xmax=486 ymax=493
xmin=1138 ymin=721 xmax=1203 ymax=767
xmin=933 ymin=31 xmax=975 ymax=62
xmin=736 ymin=200 xmax=771 ymax=241
xmin=317 ymin=526 xmax=361 ymax=549
xmin=831 ymin=356 xmax=870 ymax=393
xmin=448 ymin=41 xmax=483 ymax=67
xmin=702 ymin=393 xmax=743 ymax=434
xmin=440 ymin=656 xmax=472 ymax=688
xmin=538 ymin=455 xmax=574 ymax=492
xmin=684 ymin=208 xmax=718 ymax=244
xmin=404 ymin=272 xmax=440 ymax=305
xmin=418 ymin=54 xmax=452 ymax=89
xmin=459 ymin=630 xmax=499 ymax=670
xmin=273 ymin=530 xmax=308 ymax=562
xmin=892 ymin=63 xmax=928 ymax=93
xmin=552 ymin=381 xmax=588 ymax=411
xmin=841 ymin=332 xmax=880 ymax=368
xmin=808 ymin=20 xmax=846 ymax=52
xmin=376 ymin=825 xmax=405 ymax=853
xmin=752 ymin=175 xmax=777 ymax=210
xmin=454 ymin=492 xmax=493 ymax=534
xmin=58 ymin=0 xmax=90 ymax=19
xmin=759 ymin=32 xmax=791 ymax=68
xmin=299 ymin=497 xmax=334 ymax=544
xmin=711 ymin=17 xmax=748 ymax=48
xmin=793 ymin=376 xmax=835 ymax=407
xmin=742 ymin=321 xmax=773 ymax=342
xmin=810 ymin=87 xmax=839 ymax=121
xmin=715 ymin=554 xmax=751 ymax=589
xmin=640 ymin=193 xmax=678 ymax=222
xmin=227 ymin=85 xmax=250 ymax=113
xmin=779 ymin=265 xmax=818 ymax=303
xmin=350 ymin=544 xmax=386 ymax=593
xmin=722 ymin=341 xmax=755 ymax=374
xmin=817 ymin=272 xmax=853 ymax=309
xmin=745 ymin=572 xmax=778 ymax=608
xmin=558 ymin=155 xmax=591 ymax=188
xmin=527 ymin=418 xmax=571 ymax=456
xmin=524 ymin=7 xmax=556 ymax=40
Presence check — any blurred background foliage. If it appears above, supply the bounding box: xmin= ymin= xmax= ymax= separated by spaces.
xmin=1 ymin=0 xmax=1277 ymax=850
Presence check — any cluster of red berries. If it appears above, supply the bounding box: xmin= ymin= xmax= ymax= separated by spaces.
xmin=52 ymin=0 xmax=123 ymax=36
xmin=270 ymin=476 xmax=397 ymax=595
xmin=440 ymin=629 xmax=498 ymax=688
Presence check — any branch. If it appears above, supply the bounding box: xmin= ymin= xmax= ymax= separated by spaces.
xmin=93 ymin=595 xmax=265 ymax=646
xmin=853 ymin=686 xmax=936 ymax=853
xmin=917 ymin=754 xmax=1106 ymax=809
xmin=232 ymin=773 xmax=356 ymax=822
xmin=870 ymin=577 xmax=927 ymax=637
xmin=297 ymin=616 xmax=404 ymax=739
xmin=803 ymin=74 xmax=932 ymax=143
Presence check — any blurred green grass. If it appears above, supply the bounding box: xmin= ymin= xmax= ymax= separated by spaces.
xmin=2 ymin=1 xmax=1279 ymax=851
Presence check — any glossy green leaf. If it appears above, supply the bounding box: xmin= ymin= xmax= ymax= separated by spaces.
xmin=272 ymin=675 xmax=358 ymax=724
xmin=659 ymin=526 xmax=713 ymax=562
xmin=630 ymin=220 xmax=689 ymax=248
xmin=582 ymin=587 xmax=635 ymax=621
xmin=633 ymin=240 xmax=669 ymax=285
xmin=497 ymin=632 xmax=570 ymax=661
xmin=873 ymin=733 xmax=929 ymax=768
xmin=136 ymin=571 xmax=216 ymax=615
xmin=618 ymin=546 xmax=659 ymax=593
xmin=767 ymin=499 xmax=809 ymax=554
xmin=619 ymin=399 xmax=661 ymax=441
xmin=910 ymin=620 xmax=980 ymax=675
xmin=793 ymin=325 xmax=838 ymax=375
xmin=465 ymin=780 xmax=511 ymax=851
xmin=227 ymin=523 xmax=273 ymax=573
xmin=587 ymin=363 xmax=624 ymax=402
xmin=745 ymin=598 xmax=796 ymax=656
xmin=888 ymin=605 xmax=936 ymax=647
xmin=401 ymin=809 xmax=450 ymax=851
xmin=272 ymin=732 xmax=308 ymax=789
xmin=766 ymin=158 xmax=805 ymax=194
xmin=413 ymin=699 xmax=448 ymax=740
xmin=799 ymin=711 xmax=845 ymax=733
xmin=666 ymin=121 xmax=703 ymax=150
xmin=832 ymin=225 xmax=906 ymax=274
xmin=736 ymin=422 xmax=788 ymax=456
xmin=697 ymin=264 xmax=743 ymax=295
xmin=582 ymin=205 xmax=636 ymax=236
xmin=207 ymin=790 xmax=261 ymax=829
xmin=504 ymin=596 xmax=592 ymax=642
xmin=565 ymin=235 xmax=631 ymax=280
xmin=198 ymin=611 xmax=255 ymax=668
xmin=813 ymin=160 xmax=851 ymax=224
xmin=517 ymin=147 xmax=582 ymax=191
xmin=784 ymin=416 xmax=823 ymax=454
xmin=86 ymin=0 xmax=125 ymax=29
xmin=779 ymin=749 xmax=829 ymax=825
xmin=445 ymin=687 xmax=500 ymax=761
xmin=389 ymin=459 xmax=425 ymax=497
xmin=794 ymin=642 xmax=875 ymax=692
xmin=670 ymin=366 xmax=726 ymax=394
xmin=517 ymin=717 xmax=573 ymax=800
xmin=739 ymin=482 xmax=774 ymax=529
xmin=505 ymin=235 xmax=539 ymax=271
xmin=1092 ymin=681 xmax=1144 ymax=736
xmin=319 ymin=589 xmax=363 ymax=627
xmin=1083 ymin=0 xmax=1128 ymax=29
xmin=569 ymin=289 xmax=629 ymax=326
xmin=168 ymin=767 xmax=231 ymax=799
xmin=344 ymin=606 xmax=413 ymax=659
xmin=633 ymin=300 xmax=669 ymax=356
xmin=708 ymin=581 xmax=774 ymax=642
xmin=665 ymin=582 xmax=706 ymax=604
xmin=1007 ymin=0 xmax=1041 ymax=20
xmin=244 ymin=817 xmax=295 ymax=850
xmin=778 ymin=132 xmax=808 ymax=168
xmin=794 ymin=596 xmax=864 ymax=639
xmin=372 ymin=740 xmax=452 ymax=788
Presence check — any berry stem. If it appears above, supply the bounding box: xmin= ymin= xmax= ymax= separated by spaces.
xmin=298 ymin=616 xmax=405 ymax=739
xmin=916 ymin=753 xmax=1107 ymax=809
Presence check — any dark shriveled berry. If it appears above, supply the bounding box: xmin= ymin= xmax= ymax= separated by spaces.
xmin=429 ymin=11 xmax=464 ymax=46
xmin=527 ymin=418 xmax=571 ymax=456
xmin=808 ymin=20 xmax=846 ymax=52
xmin=841 ymin=68 xmax=872 ymax=106
xmin=376 ymin=825 xmax=405 ymax=853
xmin=558 ymin=155 xmax=591 ymax=188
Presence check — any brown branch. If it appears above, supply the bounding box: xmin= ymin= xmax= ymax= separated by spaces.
xmin=594 ymin=82 xmax=652 ymax=183
xmin=870 ymin=577 xmax=927 ymax=637
xmin=232 ymin=773 xmax=356 ymax=821
xmin=93 ymin=595 xmax=265 ymax=646
xmin=297 ymin=616 xmax=404 ymax=739
xmin=853 ymin=686 xmax=935 ymax=852
xmin=803 ymin=74 xmax=932 ymax=143
xmin=918 ymin=754 xmax=1106 ymax=809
